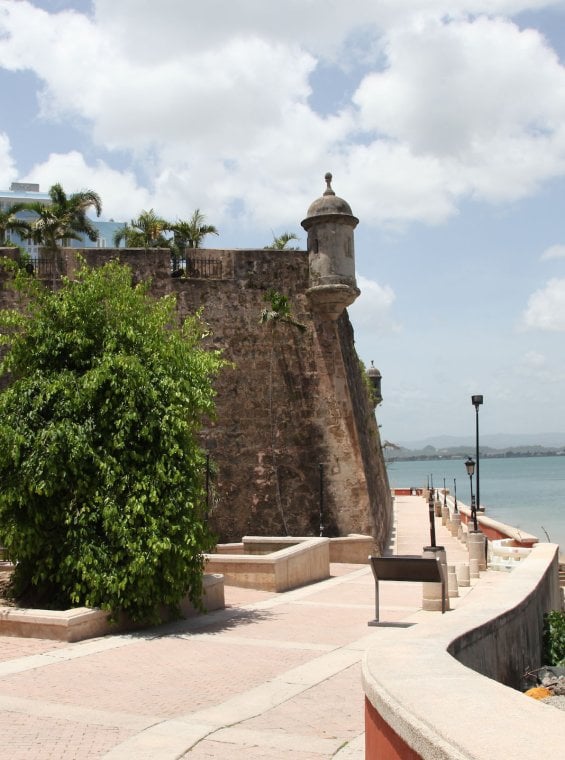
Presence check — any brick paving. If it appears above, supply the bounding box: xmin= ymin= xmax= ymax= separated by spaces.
xmin=0 ymin=495 xmax=501 ymax=758
xmin=0 ymin=637 xmax=316 ymax=717
xmin=0 ymin=712 xmax=134 ymax=760
xmin=0 ymin=636 xmax=68 ymax=662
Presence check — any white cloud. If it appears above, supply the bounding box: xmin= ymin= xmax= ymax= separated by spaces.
xmin=2 ymin=2 xmax=565 ymax=228
xmin=348 ymin=274 xmax=400 ymax=334
xmin=522 ymin=277 xmax=565 ymax=331
xmin=523 ymin=350 xmax=547 ymax=368
xmin=339 ymin=142 xmax=460 ymax=225
xmin=0 ymin=132 xmax=17 ymax=188
xmin=352 ymin=15 xmax=565 ymax=204
xmin=21 ymin=151 xmax=152 ymax=221
xmin=354 ymin=16 xmax=565 ymax=155
xmin=541 ymin=244 xmax=565 ymax=260
xmin=91 ymin=1 xmax=565 ymax=61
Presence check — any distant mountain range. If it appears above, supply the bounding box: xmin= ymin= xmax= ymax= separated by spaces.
xmin=395 ymin=433 xmax=565 ymax=450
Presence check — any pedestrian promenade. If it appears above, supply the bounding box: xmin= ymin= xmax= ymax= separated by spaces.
xmin=0 ymin=496 xmax=506 ymax=759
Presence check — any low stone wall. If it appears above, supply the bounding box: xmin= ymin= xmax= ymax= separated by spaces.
xmin=451 ymin=499 xmax=539 ymax=547
xmin=363 ymin=543 xmax=563 ymax=759
xmin=213 ymin=542 xmax=245 ymax=555
xmin=328 ymin=535 xmax=375 ymax=564
xmin=209 ymin=534 xmax=373 ymax=592
xmin=0 ymin=573 xmax=225 ymax=642
xmin=489 ymin=538 xmax=532 ymax=571
xmin=392 ymin=488 xmax=423 ymax=496
xmin=238 ymin=534 xmax=374 ymax=563
xmin=205 ymin=536 xmax=330 ymax=591
xmin=241 ymin=536 xmax=302 ymax=555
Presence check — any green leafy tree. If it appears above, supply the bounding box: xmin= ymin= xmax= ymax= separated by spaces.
xmin=27 ymin=183 xmax=102 ymax=250
xmin=264 ymin=232 xmax=301 ymax=251
xmin=113 ymin=209 xmax=171 ymax=248
xmin=0 ymin=261 xmax=224 ymax=622
xmin=0 ymin=203 xmax=32 ymax=246
xmin=171 ymin=209 xmax=218 ymax=250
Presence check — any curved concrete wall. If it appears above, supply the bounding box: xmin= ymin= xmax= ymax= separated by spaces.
xmin=363 ymin=543 xmax=563 ymax=759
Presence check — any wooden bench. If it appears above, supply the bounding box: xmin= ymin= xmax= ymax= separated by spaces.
xmin=368 ymin=555 xmax=446 ymax=625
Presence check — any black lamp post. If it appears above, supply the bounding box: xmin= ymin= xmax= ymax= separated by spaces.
xmin=319 ymin=463 xmax=324 ymax=537
xmin=453 ymin=478 xmax=458 ymax=514
xmin=465 ymin=456 xmax=477 ymax=531
xmin=428 ymin=486 xmax=437 ymax=547
xmin=472 ymin=395 xmax=483 ymax=521
xmin=443 ymin=478 xmax=447 ymax=510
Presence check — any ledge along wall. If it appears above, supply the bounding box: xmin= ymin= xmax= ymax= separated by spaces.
xmin=363 ymin=543 xmax=563 ymax=760
xmin=0 ymin=246 xmax=392 ymax=548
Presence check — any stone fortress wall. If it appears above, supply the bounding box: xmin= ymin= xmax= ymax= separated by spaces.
xmin=0 ymin=176 xmax=392 ymax=549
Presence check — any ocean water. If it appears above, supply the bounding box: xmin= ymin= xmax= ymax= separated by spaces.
xmin=386 ymin=456 xmax=565 ymax=553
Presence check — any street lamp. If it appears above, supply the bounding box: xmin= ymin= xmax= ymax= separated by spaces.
xmin=428 ymin=486 xmax=437 ymax=547
xmin=472 ymin=395 xmax=483 ymax=523
xmin=465 ymin=456 xmax=477 ymax=531
xmin=319 ymin=463 xmax=324 ymax=537
xmin=453 ymin=478 xmax=458 ymax=514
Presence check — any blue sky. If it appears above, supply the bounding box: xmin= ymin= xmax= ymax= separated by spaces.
xmin=1 ymin=1 xmax=565 ymax=443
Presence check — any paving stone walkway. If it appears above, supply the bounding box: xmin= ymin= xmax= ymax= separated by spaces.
xmin=0 ymin=495 xmax=507 ymax=758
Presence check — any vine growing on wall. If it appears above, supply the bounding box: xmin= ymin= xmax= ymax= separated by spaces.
xmin=544 ymin=610 xmax=565 ymax=667
xmin=259 ymin=290 xmax=305 ymax=534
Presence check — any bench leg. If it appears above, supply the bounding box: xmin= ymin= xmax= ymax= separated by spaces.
xmin=368 ymin=579 xmax=380 ymax=626
xmin=441 ymin=579 xmax=446 ymax=613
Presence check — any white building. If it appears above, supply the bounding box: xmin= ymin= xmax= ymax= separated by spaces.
xmin=0 ymin=182 xmax=124 ymax=254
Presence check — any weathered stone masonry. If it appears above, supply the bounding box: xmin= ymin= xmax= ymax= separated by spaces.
xmin=0 ymin=178 xmax=392 ymax=550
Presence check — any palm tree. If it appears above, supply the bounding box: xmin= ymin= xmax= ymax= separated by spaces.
xmin=171 ymin=209 xmax=218 ymax=250
xmin=0 ymin=203 xmax=33 ymax=246
xmin=28 ymin=183 xmax=102 ymax=251
xmin=259 ymin=289 xmax=306 ymax=332
xmin=113 ymin=209 xmax=171 ymax=249
xmin=27 ymin=183 xmax=102 ymax=287
xmin=264 ymin=232 xmax=301 ymax=251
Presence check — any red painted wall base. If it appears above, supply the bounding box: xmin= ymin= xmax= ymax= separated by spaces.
xmin=365 ymin=697 xmax=422 ymax=759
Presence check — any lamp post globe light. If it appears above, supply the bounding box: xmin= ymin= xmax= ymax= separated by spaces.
xmin=465 ymin=456 xmax=477 ymax=531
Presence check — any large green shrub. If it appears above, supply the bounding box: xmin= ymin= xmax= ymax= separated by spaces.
xmin=0 ymin=261 xmax=224 ymax=622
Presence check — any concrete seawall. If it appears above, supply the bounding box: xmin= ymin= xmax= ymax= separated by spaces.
xmin=363 ymin=542 xmax=563 ymax=759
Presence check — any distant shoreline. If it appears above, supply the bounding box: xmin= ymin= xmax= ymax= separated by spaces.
xmin=386 ymin=451 xmax=565 ymax=464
